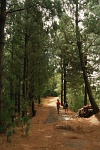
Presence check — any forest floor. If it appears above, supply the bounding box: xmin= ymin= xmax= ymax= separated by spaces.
xmin=0 ymin=96 xmax=100 ymax=150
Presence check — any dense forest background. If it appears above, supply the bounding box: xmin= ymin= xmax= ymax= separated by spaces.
xmin=0 ymin=0 xmax=100 ymax=133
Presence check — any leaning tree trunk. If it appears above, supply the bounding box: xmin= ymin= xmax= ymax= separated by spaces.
xmin=0 ymin=0 xmax=6 ymax=128
xmin=84 ymin=84 xmax=87 ymax=106
xmin=75 ymin=0 xmax=99 ymax=114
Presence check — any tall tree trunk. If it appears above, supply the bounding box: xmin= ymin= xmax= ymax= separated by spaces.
xmin=10 ymin=78 xmax=13 ymax=100
xmin=0 ymin=0 xmax=6 ymax=128
xmin=32 ymin=101 xmax=36 ymax=117
xmin=63 ymin=60 xmax=67 ymax=104
xmin=75 ymin=0 xmax=99 ymax=113
xmin=38 ymin=95 xmax=41 ymax=104
xmin=22 ymin=31 xmax=28 ymax=117
xmin=84 ymin=55 xmax=87 ymax=106
xmin=9 ymin=40 xmax=14 ymax=101
xmin=61 ymin=57 xmax=63 ymax=106
xmin=17 ymin=83 xmax=21 ymax=116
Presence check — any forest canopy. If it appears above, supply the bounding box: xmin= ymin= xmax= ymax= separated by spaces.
xmin=0 ymin=0 xmax=100 ymax=132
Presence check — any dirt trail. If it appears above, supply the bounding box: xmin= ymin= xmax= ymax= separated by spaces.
xmin=0 ymin=96 xmax=100 ymax=150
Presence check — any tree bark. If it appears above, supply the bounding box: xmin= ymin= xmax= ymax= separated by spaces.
xmin=84 ymin=55 xmax=87 ymax=106
xmin=75 ymin=0 xmax=99 ymax=113
xmin=0 ymin=0 xmax=6 ymax=127
xmin=22 ymin=31 xmax=28 ymax=117
xmin=61 ymin=57 xmax=64 ymax=106
xmin=63 ymin=59 xmax=67 ymax=104
xmin=84 ymin=84 xmax=87 ymax=106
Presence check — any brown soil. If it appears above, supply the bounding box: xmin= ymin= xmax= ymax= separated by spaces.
xmin=0 ymin=96 xmax=100 ymax=150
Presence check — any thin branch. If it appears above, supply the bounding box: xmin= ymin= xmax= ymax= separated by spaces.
xmin=6 ymin=5 xmax=34 ymax=15
xmin=6 ymin=8 xmax=25 ymax=15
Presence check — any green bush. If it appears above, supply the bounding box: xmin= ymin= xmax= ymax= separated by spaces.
xmin=0 ymin=97 xmax=15 ymax=133
xmin=43 ymin=89 xmax=59 ymax=97
xmin=0 ymin=124 xmax=6 ymax=133
xmin=22 ymin=115 xmax=30 ymax=125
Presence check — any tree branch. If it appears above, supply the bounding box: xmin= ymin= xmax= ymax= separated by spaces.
xmin=6 ymin=5 xmax=34 ymax=15
xmin=6 ymin=8 xmax=25 ymax=15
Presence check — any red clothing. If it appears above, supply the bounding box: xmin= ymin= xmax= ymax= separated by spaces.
xmin=57 ymin=101 xmax=60 ymax=106
xmin=57 ymin=101 xmax=60 ymax=114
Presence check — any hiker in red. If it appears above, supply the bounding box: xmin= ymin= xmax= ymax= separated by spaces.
xmin=56 ymin=99 xmax=61 ymax=114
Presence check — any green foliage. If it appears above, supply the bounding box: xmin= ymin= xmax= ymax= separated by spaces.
xmin=43 ymin=89 xmax=59 ymax=97
xmin=21 ymin=115 xmax=30 ymax=125
xmin=43 ymin=73 xmax=60 ymax=97
xmin=0 ymin=124 xmax=6 ymax=133
xmin=0 ymin=0 xmax=99 ymax=125
xmin=25 ymin=124 xmax=30 ymax=136
xmin=0 ymin=97 xmax=15 ymax=133
xmin=20 ymin=99 xmax=29 ymax=114
xmin=21 ymin=115 xmax=30 ymax=136
xmin=6 ymin=126 xmax=14 ymax=143
xmin=3 ymin=0 xmax=63 ymax=115
xmin=66 ymin=86 xmax=86 ymax=112
xmin=6 ymin=129 xmax=13 ymax=137
xmin=69 ymin=92 xmax=84 ymax=112
xmin=15 ymin=117 xmax=22 ymax=127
